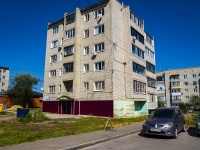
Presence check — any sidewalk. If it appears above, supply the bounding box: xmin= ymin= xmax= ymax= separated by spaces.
xmin=0 ymin=121 xmax=143 ymax=150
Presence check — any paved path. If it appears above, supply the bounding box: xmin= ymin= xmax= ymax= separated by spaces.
xmin=0 ymin=117 xmax=143 ymax=150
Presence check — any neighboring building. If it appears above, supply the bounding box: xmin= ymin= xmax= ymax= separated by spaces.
xmin=43 ymin=0 xmax=157 ymax=117
xmin=0 ymin=91 xmax=43 ymax=108
xmin=0 ymin=66 xmax=10 ymax=92
xmin=156 ymin=67 xmax=200 ymax=107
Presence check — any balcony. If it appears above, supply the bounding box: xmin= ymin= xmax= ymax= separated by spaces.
xmin=172 ymin=92 xmax=182 ymax=96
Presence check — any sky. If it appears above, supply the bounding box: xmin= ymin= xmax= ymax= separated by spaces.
xmin=0 ymin=0 xmax=200 ymax=92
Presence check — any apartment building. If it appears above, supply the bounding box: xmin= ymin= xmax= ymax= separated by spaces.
xmin=156 ymin=67 xmax=200 ymax=107
xmin=0 ymin=66 xmax=10 ymax=92
xmin=43 ymin=0 xmax=157 ymax=117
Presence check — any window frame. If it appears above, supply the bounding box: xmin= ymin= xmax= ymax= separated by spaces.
xmin=94 ymin=61 xmax=105 ymax=71
xmin=51 ymin=40 xmax=58 ymax=48
xmin=94 ymin=8 xmax=104 ymax=18
xmin=84 ymin=14 xmax=90 ymax=22
xmin=94 ymin=24 xmax=104 ymax=35
xmin=94 ymin=81 xmax=105 ymax=91
xmin=64 ymin=45 xmax=75 ymax=56
xmin=94 ymin=43 xmax=104 ymax=52
xmin=84 ymin=64 xmax=89 ymax=73
xmin=84 ymin=46 xmax=89 ymax=55
xmin=66 ymin=28 xmax=75 ymax=39
xmin=84 ymin=29 xmax=89 ymax=38
xmin=49 ymin=86 xmax=55 ymax=93
xmin=63 ymin=62 xmax=74 ymax=73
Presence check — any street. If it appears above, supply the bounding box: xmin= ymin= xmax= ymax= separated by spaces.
xmin=81 ymin=127 xmax=199 ymax=150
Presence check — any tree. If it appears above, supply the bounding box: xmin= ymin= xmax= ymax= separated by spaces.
xmin=7 ymin=73 xmax=40 ymax=108
xmin=158 ymin=100 xmax=165 ymax=107
xmin=189 ymin=95 xmax=200 ymax=110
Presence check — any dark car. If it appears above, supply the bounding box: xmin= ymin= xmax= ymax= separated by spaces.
xmin=142 ymin=107 xmax=186 ymax=138
xmin=196 ymin=112 xmax=200 ymax=136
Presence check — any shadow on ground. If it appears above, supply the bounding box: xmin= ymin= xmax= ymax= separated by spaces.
xmin=138 ymin=131 xmax=173 ymax=139
xmin=187 ymin=127 xmax=200 ymax=138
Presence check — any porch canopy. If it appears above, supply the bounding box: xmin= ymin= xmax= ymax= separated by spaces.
xmin=56 ymin=95 xmax=74 ymax=101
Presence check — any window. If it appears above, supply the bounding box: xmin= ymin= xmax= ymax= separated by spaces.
xmin=50 ymin=55 xmax=57 ymax=63
xmin=147 ymin=77 xmax=156 ymax=88
xmin=170 ymin=75 xmax=179 ymax=80
xmin=133 ymin=80 xmax=146 ymax=93
xmin=132 ymin=62 xmax=145 ymax=75
xmin=84 ymin=46 xmax=89 ymax=55
xmin=84 ymin=29 xmax=89 ymax=38
xmin=94 ymin=43 xmax=104 ymax=52
xmin=2 ymin=82 xmax=5 ymax=86
xmin=146 ymin=61 xmax=155 ymax=73
xmin=59 ymin=69 xmax=62 ymax=76
xmin=66 ymin=28 xmax=75 ymax=39
xmin=63 ymin=62 xmax=74 ymax=72
xmin=64 ymin=45 xmax=74 ymax=56
xmin=157 ymin=76 xmax=164 ymax=81
xmin=49 ymin=86 xmax=55 ymax=93
xmin=64 ymin=81 xmax=73 ymax=92
xmin=3 ymin=69 xmax=6 ymax=73
xmin=194 ymin=88 xmax=198 ymax=92
xmin=84 ymin=64 xmax=89 ymax=73
xmin=66 ymin=13 xmax=76 ymax=24
xmin=183 ymin=75 xmax=187 ymax=79
xmin=59 ymin=85 xmax=61 ymax=93
xmin=94 ymin=81 xmax=105 ymax=91
xmin=157 ymin=96 xmax=165 ymax=101
xmin=130 ymin=12 xmax=144 ymax=29
xmin=172 ymin=95 xmax=181 ymax=100
xmin=84 ymin=82 xmax=89 ymax=91
xmin=193 ymin=74 xmax=196 ymax=78
xmin=2 ymin=76 xmax=5 ymax=80
xmin=145 ymin=47 xmax=155 ymax=59
xmin=1 ymin=89 xmax=5 ymax=92
xmin=84 ymin=14 xmax=89 ymax=22
xmin=193 ymin=81 xmax=197 ymax=85
xmin=172 ymin=89 xmax=181 ymax=93
xmin=184 ymin=82 xmax=188 ymax=86
xmin=94 ymin=8 xmax=104 ymax=18
xmin=148 ymin=94 xmax=156 ymax=102
xmin=94 ymin=25 xmax=104 ymax=35
xmin=172 ymin=81 xmax=180 ymax=86
xmin=51 ymin=40 xmax=58 ymax=48
xmin=60 ymin=53 xmax=62 ymax=61
xmin=146 ymin=33 xmax=153 ymax=45
xmin=185 ymin=96 xmax=190 ymax=100
xmin=132 ymin=45 xmax=144 ymax=59
xmin=49 ymin=70 xmax=56 ymax=78
xmin=53 ymin=26 xmax=58 ymax=34
xmin=130 ymin=27 xmax=144 ymax=44
xmin=185 ymin=89 xmax=189 ymax=93
xmin=95 ymin=61 xmax=105 ymax=71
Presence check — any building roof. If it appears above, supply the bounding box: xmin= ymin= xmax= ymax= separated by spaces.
xmin=0 ymin=91 xmax=43 ymax=98
xmin=156 ymin=66 xmax=200 ymax=73
xmin=0 ymin=66 xmax=10 ymax=70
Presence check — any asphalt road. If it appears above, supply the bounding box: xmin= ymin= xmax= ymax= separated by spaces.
xmin=81 ymin=127 xmax=200 ymax=150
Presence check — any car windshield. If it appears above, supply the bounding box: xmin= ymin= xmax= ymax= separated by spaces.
xmin=150 ymin=109 xmax=174 ymax=118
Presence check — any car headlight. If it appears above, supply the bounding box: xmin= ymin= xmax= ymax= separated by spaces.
xmin=143 ymin=122 xmax=147 ymax=126
xmin=164 ymin=122 xmax=173 ymax=128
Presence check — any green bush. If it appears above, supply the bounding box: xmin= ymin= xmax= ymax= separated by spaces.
xmin=18 ymin=110 xmax=49 ymax=123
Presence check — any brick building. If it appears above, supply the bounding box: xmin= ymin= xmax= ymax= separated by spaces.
xmin=43 ymin=0 xmax=157 ymax=117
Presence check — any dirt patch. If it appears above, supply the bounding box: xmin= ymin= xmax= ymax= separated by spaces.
xmin=7 ymin=105 xmax=23 ymax=111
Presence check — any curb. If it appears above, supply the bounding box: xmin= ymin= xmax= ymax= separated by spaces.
xmin=59 ymin=129 xmax=141 ymax=150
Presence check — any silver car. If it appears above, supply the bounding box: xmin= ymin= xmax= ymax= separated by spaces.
xmin=142 ymin=107 xmax=186 ymax=138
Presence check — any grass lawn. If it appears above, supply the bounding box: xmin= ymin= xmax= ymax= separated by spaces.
xmin=0 ymin=114 xmax=147 ymax=147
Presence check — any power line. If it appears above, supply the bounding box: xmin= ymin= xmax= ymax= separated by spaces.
xmin=132 ymin=1 xmax=200 ymax=18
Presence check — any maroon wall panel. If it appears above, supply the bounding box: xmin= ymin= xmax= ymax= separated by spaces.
xmin=74 ymin=100 xmax=113 ymax=117
xmin=42 ymin=101 xmax=59 ymax=113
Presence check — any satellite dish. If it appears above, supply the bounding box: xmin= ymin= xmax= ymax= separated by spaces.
xmin=41 ymin=87 xmax=44 ymax=91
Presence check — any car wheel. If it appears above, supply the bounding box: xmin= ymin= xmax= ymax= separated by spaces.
xmin=174 ymin=127 xmax=178 ymax=139
xmin=182 ymin=124 xmax=186 ymax=132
